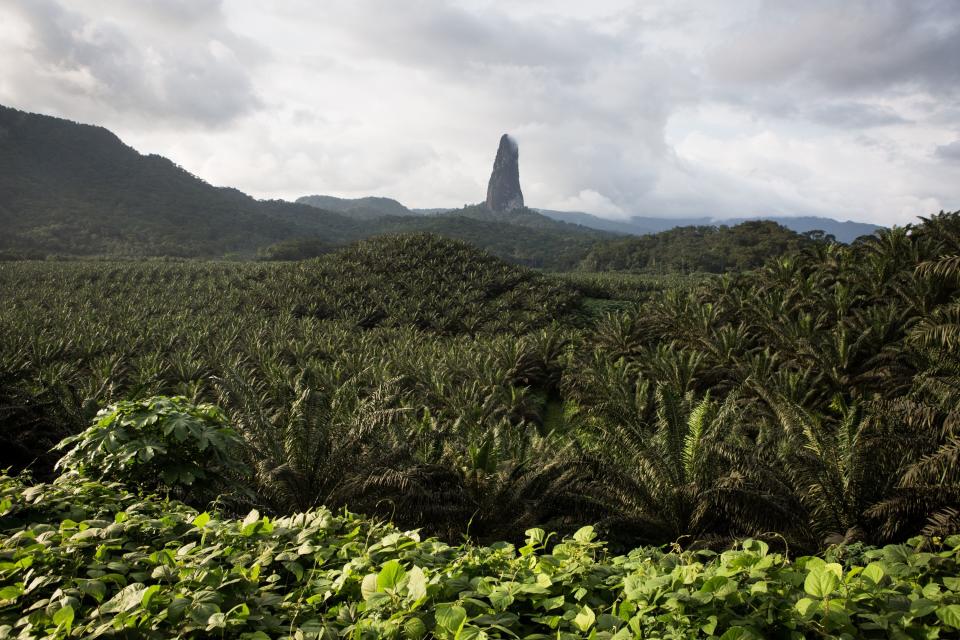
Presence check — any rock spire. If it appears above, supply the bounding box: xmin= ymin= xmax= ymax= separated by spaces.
xmin=485 ymin=133 xmax=524 ymax=212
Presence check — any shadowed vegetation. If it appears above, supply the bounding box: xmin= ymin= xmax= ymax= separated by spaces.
xmin=1 ymin=214 xmax=959 ymax=555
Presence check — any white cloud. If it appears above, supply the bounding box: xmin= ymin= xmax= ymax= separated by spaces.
xmin=546 ymin=190 xmax=625 ymax=216
xmin=0 ymin=0 xmax=957 ymax=225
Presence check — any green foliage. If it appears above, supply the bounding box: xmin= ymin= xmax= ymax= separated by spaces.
xmin=255 ymin=236 xmax=335 ymax=261
xmin=364 ymin=207 xmax=609 ymax=270
xmin=1 ymin=212 xmax=960 ymax=552
xmin=54 ymin=397 xmax=244 ymax=494
xmin=580 ymin=220 xmax=818 ymax=273
xmin=2 ymin=473 xmax=960 ymax=639
xmin=297 ymin=194 xmax=413 ymax=219
xmin=294 ymin=233 xmax=581 ymax=332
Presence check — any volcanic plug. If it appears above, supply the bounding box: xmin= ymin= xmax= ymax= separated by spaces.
xmin=484 ymin=134 xmax=524 ymax=212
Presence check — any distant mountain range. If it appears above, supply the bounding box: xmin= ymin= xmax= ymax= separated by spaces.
xmin=302 ymin=200 xmax=881 ymax=244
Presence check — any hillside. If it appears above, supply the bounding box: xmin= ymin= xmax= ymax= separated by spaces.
xmin=580 ymin=220 xmax=816 ymax=273
xmin=261 ymin=210 xmax=609 ymax=269
xmin=377 ymin=205 xmax=610 ymax=268
xmin=296 ymin=194 xmax=416 ymax=220
xmin=297 ymin=234 xmax=581 ymax=331
xmin=0 ymin=105 xmax=361 ymax=258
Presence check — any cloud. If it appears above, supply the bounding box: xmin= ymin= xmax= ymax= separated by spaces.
xmin=803 ymin=102 xmax=910 ymax=128
xmin=546 ymin=190 xmax=625 ymax=216
xmin=708 ymin=1 xmax=960 ymax=95
xmin=1 ymin=0 xmax=261 ymax=126
xmin=936 ymin=140 xmax=960 ymax=162
xmin=0 ymin=0 xmax=956 ymax=225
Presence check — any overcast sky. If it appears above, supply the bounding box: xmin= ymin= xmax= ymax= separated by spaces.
xmin=1 ymin=0 xmax=958 ymax=225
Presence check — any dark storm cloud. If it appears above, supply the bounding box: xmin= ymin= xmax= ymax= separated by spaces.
xmin=6 ymin=0 xmax=261 ymax=126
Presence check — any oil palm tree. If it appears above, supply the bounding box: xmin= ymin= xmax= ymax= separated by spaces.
xmin=583 ymin=383 xmax=793 ymax=547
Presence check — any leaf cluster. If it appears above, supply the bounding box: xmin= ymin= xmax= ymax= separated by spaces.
xmin=2 ymin=474 xmax=960 ymax=639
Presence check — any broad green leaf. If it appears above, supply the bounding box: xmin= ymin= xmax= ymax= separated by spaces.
xmin=937 ymin=604 xmax=960 ymax=629
xmin=242 ymin=509 xmax=260 ymax=527
xmin=795 ymin=597 xmax=818 ymax=617
xmin=192 ymin=512 xmax=211 ymax=528
xmin=404 ymin=617 xmax=427 ymax=640
xmin=101 ymin=583 xmax=147 ymax=614
xmin=0 ymin=585 xmax=22 ymax=601
xmin=207 ymin=612 xmax=227 ymax=629
xmin=525 ymin=528 xmax=546 ymax=546
xmin=407 ymin=566 xmax=427 ymax=601
xmin=573 ymin=605 xmax=596 ymax=631
xmin=435 ymin=604 xmax=467 ymax=633
xmin=141 ymin=584 xmax=161 ymax=609
xmin=488 ymin=588 xmax=514 ymax=611
xmin=911 ymin=598 xmax=937 ymax=618
xmin=804 ymin=566 xmax=839 ymax=598
xmin=573 ymin=526 xmax=596 ymax=543
xmin=53 ymin=605 xmax=74 ymax=629
xmin=361 ymin=574 xmax=378 ymax=601
xmin=701 ymin=615 xmax=718 ymax=635
xmin=861 ymin=562 xmax=884 ymax=585
xmin=377 ymin=560 xmax=406 ymax=591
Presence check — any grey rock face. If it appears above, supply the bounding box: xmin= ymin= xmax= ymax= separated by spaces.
xmin=485 ymin=134 xmax=524 ymax=212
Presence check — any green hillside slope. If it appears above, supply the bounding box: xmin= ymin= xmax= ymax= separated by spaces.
xmin=0 ymin=105 xmax=359 ymax=257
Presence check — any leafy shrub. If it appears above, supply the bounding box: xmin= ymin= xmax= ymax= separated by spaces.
xmin=54 ymin=396 xmax=244 ymax=494
xmin=1 ymin=473 xmax=960 ymax=639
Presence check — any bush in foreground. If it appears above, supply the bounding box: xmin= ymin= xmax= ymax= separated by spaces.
xmin=1 ymin=473 xmax=959 ymax=639
xmin=53 ymin=396 xmax=244 ymax=499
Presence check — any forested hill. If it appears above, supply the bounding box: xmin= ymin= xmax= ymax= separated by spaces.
xmin=296 ymin=194 xmax=415 ymax=220
xmin=580 ymin=220 xmax=818 ymax=273
xmin=0 ymin=105 xmax=359 ymax=258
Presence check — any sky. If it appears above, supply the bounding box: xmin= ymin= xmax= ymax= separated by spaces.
xmin=1 ymin=1 xmax=958 ymax=226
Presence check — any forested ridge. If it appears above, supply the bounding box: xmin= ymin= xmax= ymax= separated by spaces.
xmin=580 ymin=220 xmax=820 ymax=273
xmin=0 ymin=106 xmax=362 ymax=258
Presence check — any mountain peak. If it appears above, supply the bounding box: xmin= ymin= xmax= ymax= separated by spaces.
xmin=485 ymin=133 xmax=524 ymax=212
